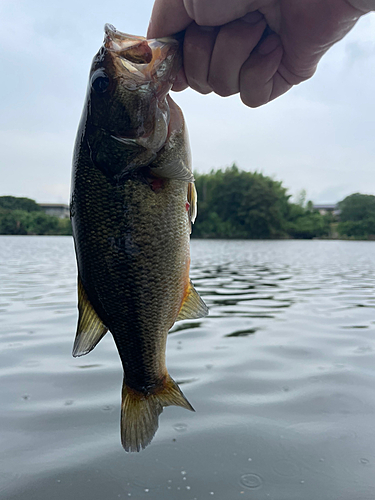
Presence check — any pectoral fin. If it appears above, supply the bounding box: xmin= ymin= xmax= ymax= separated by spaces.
xmin=149 ymin=154 xmax=194 ymax=182
xmin=176 ymin=280 xmax=208 ymax=321
xmin=72 ymin=275 xmax=108 ymax=357
xmin=187 ymin=182 xmax=197 ymax=227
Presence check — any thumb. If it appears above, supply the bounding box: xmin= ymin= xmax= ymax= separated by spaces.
xmin=147 ymin=0 xmax=192 ymax=38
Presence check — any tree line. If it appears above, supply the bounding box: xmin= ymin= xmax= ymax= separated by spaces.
xmin=0 ymin=196 xmax=72 ymax=235
xmin=1 ymin=167 xmax=375 ymax=239
xmin=192 ymin=165 xmax=375 ymax=240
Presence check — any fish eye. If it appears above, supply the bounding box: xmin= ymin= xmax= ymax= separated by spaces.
xmin=91 ymin=70 xmax=110 ymax=93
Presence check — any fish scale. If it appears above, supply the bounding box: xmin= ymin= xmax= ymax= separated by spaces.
xmin=71 ymin=25 xmax=208 ymax=452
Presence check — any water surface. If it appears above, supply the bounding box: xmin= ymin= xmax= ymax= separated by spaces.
xmin=1 ymin=237 xmax=375 ymax=500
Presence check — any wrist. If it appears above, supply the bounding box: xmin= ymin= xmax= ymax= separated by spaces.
xmin=345 ymin=0 xmax=375 ymax=13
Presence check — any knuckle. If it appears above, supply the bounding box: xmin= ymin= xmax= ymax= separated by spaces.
xmin=186 ymin=75 xmax=212 ymax=94
xmin=240 ymin=90 xmax=266 ymax=108
xmin=279 ymin=64 xmax=315 ymax=86
xmin=208 ymin=75 xmax=234 ymax=98
xmin=184 ymin=0 xmax=209 ymax=25
xmin=198 ymin=88 xmax=213 ymax=95
xmin=214 ymin=86 xmax=233 ymax=98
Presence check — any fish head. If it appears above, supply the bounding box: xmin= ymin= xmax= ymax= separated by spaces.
xmin=86 ymin=24 xmax=182 ymax=157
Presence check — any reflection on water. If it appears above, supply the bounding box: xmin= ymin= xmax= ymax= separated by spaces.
xmin=1 ymin=237 xmax=375 ymax=500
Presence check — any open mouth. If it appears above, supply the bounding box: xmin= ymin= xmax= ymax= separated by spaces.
xmin=99 ymin=25 xmax=182 ymax=154
xmin=103 ymin=24 xmax=181 ymax=84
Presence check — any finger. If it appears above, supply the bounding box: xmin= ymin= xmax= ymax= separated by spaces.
xmin=183 ymin=23 xmax=218 ymax=94
xmin=171 ymin=68 xmax=189 ymax=92
xmin=184 ymin=0 xmax=263 ymax=26
xmin=147 ymin=0 xmax=192 ymax=38
xmin=239 ymin=33 xmax=287 ymax=107
xmin=208 ymin=12 xmax=267 ymax=97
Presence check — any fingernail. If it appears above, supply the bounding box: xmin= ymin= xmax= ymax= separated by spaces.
xmin=241 ymin=11 xmax=264 ymax=25
xmin=258 ymin=35 xmax=281 ymax=55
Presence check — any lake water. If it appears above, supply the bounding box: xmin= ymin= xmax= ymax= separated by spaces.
xmin=1 ymin=237 xmax=375 ymax=500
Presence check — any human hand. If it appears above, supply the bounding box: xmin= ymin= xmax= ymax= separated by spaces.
xmin=147 ymin=0 xmax=369 ymax=107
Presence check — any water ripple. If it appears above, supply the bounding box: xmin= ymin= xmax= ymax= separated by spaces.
xmin=1 ymin=238 xmax=375 ymax=500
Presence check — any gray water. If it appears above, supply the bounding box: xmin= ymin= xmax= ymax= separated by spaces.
xmin=1 ymin=237 xmax=375 ymax=500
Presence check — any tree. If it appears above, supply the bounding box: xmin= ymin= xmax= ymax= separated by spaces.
xmin=338 ymin=193 xmax=375 ymax=239
xmin=0 ymin=196 xmax=41 ymax=212
xmin=0 ymin=210 xmax=30 ymax=235
xmin=339 ymin=193 xmax=375 ymax=222
xmin=27 ymin=212 xmax=59 ymax=234
xmin=0 ymin=196 xmax=72 ymax=235
xmin=193 ymin=165 xmax=290 ymax=238
xmin=285 ymin=209 xmax=330 ymax=239
xmin=192 ymin=165 xmax=332 ymax=239
xmin=295 ymin=189 xmax=307 ymax=208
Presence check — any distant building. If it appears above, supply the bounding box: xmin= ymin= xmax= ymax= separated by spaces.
xmin=39 ymin=203 xmax=70 ymax=219
xmin=312 ymin=204 xmax=341 ymax=216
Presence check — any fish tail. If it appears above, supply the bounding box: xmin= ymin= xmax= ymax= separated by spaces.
xmin=120 ymin=375 xmax=194 ymax=452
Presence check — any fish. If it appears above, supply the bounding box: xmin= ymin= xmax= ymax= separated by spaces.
xmin=70 ymin=24 xmax=208 ymax=452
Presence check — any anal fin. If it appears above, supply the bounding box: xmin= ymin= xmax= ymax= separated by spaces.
xmin=72 ymin=275 xmax=108 ymax=357
xmin=176 ymin=280 xmax=208 ymax=321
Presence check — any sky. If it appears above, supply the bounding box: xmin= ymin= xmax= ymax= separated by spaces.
xmin=0 ymin=0 xmax=374 ymax=205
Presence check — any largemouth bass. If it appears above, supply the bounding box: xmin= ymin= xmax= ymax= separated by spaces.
xmin=70 ymin=24 xmax=208 ymax=452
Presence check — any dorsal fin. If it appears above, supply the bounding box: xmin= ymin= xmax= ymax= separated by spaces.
xmin=72 ymin=275 xmax=108 ymax=357
xmin=176 ymin=280 xmax=208 ymax=321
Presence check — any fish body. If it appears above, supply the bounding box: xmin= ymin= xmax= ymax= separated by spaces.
xmin=70 ymin=25 xmax=207 ymax=452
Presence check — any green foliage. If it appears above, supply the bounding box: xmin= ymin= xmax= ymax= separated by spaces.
xmin=285 ymin=207 xmax=330 ymax=239
xmin=295 ymin=189 xmax=307 ymax=208
xmin=339 ymin=193 xmax=375 ymax=222
xmin=0 ymin=210 xmax=30 ymax=235
xmin=193 ymin=165 xmax=290 ymax=239
xmin=56 ymin=217 xmax=73 ymax=235
xmin=0 ymin=196 xmax=41 ymax=212
xmin=338 ymin=220 xmax=375 ymax=238
xmin=283 ymin=202 xmax=331 ymax=239
xmin=4 ymin=180 xmax=374 ymax=240
xmin=0 ymin=199 xmax=72 ymax=236
xmin=192 ymin=165 xmax=331 ymax=239
xmin=337 ymin=193 xmax=375 ymax=239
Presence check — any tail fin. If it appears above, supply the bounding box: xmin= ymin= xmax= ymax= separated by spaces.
xmin=121 ymin=375 xmax=194 ymax=452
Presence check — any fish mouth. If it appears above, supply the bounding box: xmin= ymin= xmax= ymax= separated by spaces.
xmin=102 ymin=24 xmax=182 ymax=153
xmin=104 ymin=23 xmax=181 ymax=94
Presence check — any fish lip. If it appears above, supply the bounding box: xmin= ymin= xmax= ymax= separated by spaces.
xmin=103 ymin=23 xmax=181 ymax=83
xmin=91 ymin=26 xmax=182 ymax=153
xmin=104 ymin=24 xmax=149 ymax=57
xmin=104 ymin=23 xmax=180 ymax=49
xmin=104 ymin=23 xmax=146 ymax=44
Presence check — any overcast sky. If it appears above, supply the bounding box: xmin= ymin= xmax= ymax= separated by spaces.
xmin=1 ymin=0 xmax=374 ymax=205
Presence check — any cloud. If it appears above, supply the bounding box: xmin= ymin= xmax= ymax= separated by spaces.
xmin=0 ymin=129 xmax=73 ymax=201
xmin=0 ymin=1 xmax=374 ymax=205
